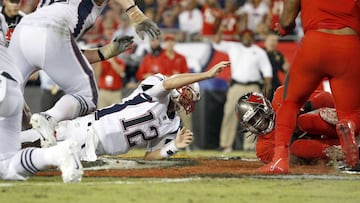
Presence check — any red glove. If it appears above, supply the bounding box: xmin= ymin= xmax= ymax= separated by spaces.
xmin=274 ymin=22 xmax=296 ymax=36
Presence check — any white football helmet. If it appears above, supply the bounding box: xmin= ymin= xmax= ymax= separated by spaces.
xmin=235 ymin=92 xmax=274 ymax=135
xmin=170 ymin=82 xmax=200 ymax=114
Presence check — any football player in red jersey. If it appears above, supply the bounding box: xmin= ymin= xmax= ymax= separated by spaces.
xmin=260 ymin=0 xmax=360 ymax=174
xmin=236 ymin=87 xmax=341 ymax=165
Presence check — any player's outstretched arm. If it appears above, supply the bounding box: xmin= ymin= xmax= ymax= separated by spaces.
xmin=162 ymin=61 xmax=231 ymax=90
xmin=82 ymin=36 xmax=134 ymax=64
xmin=144 ymin=127 xmax=193 ymax=160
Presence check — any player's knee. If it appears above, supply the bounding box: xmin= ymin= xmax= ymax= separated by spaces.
xmin=71 ymin=94 xmax=96 ymax=116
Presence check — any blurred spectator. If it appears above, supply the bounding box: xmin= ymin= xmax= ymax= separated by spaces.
xmin=155 ymin=0 xmax=182 ymax=25
xmin=267 ymin=0 xmax=284 ymax=31
xmin=1 ymin=0 xmax=25 ymax=41
xmin=213 ymin=28 xmax=272 ymax=153
xmin=237 ymin=0 xmax=269 ymax=32
xmin=136 ymin=34 xmax=188 ymax=81
xmin=39 ymin=71 xmax=65 ymax=111
xmin=93 ymin=57 xmax=126 ymax=108
xmin=263 ymin=33 xmax=289 ymax=101
xmin=201 ymin=0 xmax=223 ymax=39
xmin=255 ymin=21 xmax=270 ymax=40
xmin=158 ymin=9 xmax=179 ymax=29
xmin=136 ymin=38 xmax=163 ymax=81
xmin=178 ymin=0 xmax=203 ymax=41
xmin=220 ymin=0 xmax=241 ymax=41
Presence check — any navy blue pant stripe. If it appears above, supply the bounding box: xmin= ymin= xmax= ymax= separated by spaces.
xmin=73 ymin=95 xmax=88 ymax=116
xmin=28 ymin=148 xmax=40 ymax=173
xmin=78 ymin=95 xmax=89 ymax=115
xmin=25 ymin=148 xmax=38 ymax=174
xmin=70 ymin=34 xmax=98 ymax=108
xmin=20 ymin=149 xmax=35 ymax=174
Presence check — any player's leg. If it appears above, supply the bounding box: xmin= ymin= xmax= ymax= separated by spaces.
xmin=7 ymin=25 xmax=45 ymax=87
xmin=26 ymin=30 xmax=98 ymax=147
xmin=290 ymin=139 xmax=340 ymax=161
xmin=5 ymin=141 xmax=83 ymax=182
xmin=42 ymin=31 xmax=98 ymax=121
xmin=258 ymin=31 xmax=325 ymax=173
xmin=327 ymin=34 xmax=360 ymax=168
xmin=297 ymin=110 xmax=337 ymax=138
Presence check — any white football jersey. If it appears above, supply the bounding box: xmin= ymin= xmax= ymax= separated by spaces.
xmin=92 ymin=74 xmax=181 ymax=156
xmin=28 ymin=0 xmax=108 ymax=39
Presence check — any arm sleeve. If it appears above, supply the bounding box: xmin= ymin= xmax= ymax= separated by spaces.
xmin=146 ymin=133 xmax=177 ymax=152
xmin=256 ymin=133 xmax=275 ymax=164
xmin=141 ymin=74 xmax=171 ymax=99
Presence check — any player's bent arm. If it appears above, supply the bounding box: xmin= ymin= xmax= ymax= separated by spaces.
xmin=280 ymin=0 xmax=300 ymax=30
xmin=82 ymin=36 xmax=134 ymax=64
xmin=115 ymin=0 xmax=161 ymax=40
xmin=162 ymin=61 xmax=230 ymax=90
xmin=144 ymin=127 xmax=193 ymax=160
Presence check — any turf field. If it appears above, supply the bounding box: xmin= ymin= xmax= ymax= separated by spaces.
xmin=1 ymin=150 xmax=360 ymax=203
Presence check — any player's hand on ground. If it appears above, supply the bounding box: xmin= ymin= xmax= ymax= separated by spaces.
xmin=135 ymin=19 xmax=161 ymax=40
xmin=206 ymin=61 xmax=231 ymax=78
xmin=113 ymin=35 xmax=134 ymax=53
xmin=175 ymin=127 xmax=193 ymax=149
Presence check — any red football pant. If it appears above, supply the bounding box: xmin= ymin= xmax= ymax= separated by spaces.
xmin=291 ymin=139 xmax=340 ymax=160
xmin=275 ymin=30 xmax=360 ymax=149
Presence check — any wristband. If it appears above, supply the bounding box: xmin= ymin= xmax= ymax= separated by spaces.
xmin=125 ymin=4 xmax=136 ymax=13
xmin=97 ymin=49 xmax=105 ymax=61
xmin=126 ymin=5 xmax=147 ymax=24
xmin=159 ymin=140 xmax=179 ymax=158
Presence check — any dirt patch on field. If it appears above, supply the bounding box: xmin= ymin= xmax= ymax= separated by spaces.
xmin=36 ymin=157 xmax=338 ymax=178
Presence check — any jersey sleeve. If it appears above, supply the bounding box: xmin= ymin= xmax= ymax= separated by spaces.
xmin=146 ymin=133 xmax=177 ymax=152
xmin=139 ymin=74 xmax=171 ymax=99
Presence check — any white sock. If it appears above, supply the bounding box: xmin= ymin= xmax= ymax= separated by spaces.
xmin=20 ymin=129 xmax=42 ymax=143
xmin=7 ymin=147 xmax=57 ymax=179
xmin=45 ymin=95 xmax=81 ymax=122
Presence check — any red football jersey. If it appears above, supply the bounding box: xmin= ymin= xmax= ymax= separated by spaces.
xmin=301 ymin=0 xmax=360 ymax=34
xmin=202 ymin=5 xmax=223 ymax=35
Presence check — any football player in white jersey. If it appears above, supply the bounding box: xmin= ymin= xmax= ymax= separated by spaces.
xmin=8 ymin=0 xmax=160 ymax=148
xmin=0 ymin=13 xmax=83 ymax=183
xmin=21 ymin=61 xmax=230 ymax=161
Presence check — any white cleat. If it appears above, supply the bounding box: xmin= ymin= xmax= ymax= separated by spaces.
xmin=57 ymin=140 xmax=83 ymax=183
xmin=30 ymin=113 xmax=57 ymax=148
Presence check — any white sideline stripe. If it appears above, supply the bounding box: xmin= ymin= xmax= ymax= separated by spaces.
xmin=0 ymin=177 xmax=202 ymax=187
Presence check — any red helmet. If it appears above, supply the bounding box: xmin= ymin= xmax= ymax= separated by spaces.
xmin=171 ymin=83 xmax=200 ymax=114
xmin=235 ymin=92 xmax=274 ymax=135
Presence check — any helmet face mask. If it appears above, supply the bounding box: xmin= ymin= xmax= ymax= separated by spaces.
xmin=171 ymin=83 xmax=200 ymax=114
xmin=235 ymin=92 xmax=274 ymax=135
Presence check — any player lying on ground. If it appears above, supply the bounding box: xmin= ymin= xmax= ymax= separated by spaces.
xmin=21 ymin=61 xmax=231 ymax=161
xmin=235 ymin=86 xmax=344 ymax=165
xmin=0 ymin=13 xmax=82 ymax=183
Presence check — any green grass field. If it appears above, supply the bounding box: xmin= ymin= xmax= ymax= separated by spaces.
xmin=1 ymin=150 xmax=360 ymax=203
